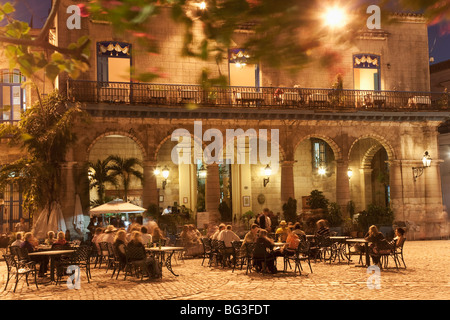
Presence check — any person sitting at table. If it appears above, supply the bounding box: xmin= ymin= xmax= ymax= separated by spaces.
xmin=211 ymin=223 xmax=226 ymax=240
xmin=390 ymin=227 xmax=406 ymax=248
xmin=52 ymin=231 xmax=69 ymax=249
xmin=365 ymin=225 xmax=393 ymax=266
xmin=240 ymin=224 xmax=259 ymax=256
xmin=315 ymin=219 xmax=331 ymax=238
xmin=102 ymin=225 xmax=118 ymax=244
xmin=281 ymin=227 xmax=300 ymax=257
xmin=21 ymin=232 xmax=49 ymax=277
xmin=127 ymin=231 xmax=161 ymax=278
xmin=140 ymin=226 xmax=153 ymax=247
xmin=275 ymin=220 xmax=289 ymax=242
xmin=44 ymin=231 xmax=56 ymax=246
xmin=180 ymin=224 xmax=203 ymax=257
xmin=253 ymin=229 xmax=277 ymax=274
xmin=218 ymin=224 xmax=241 ymax=265
xmin=292 ymin=222 xmax=306 ymax=241
xmin=11 ymin=232 xmax=24 ymax=247
xmin=113 ymin=229 xmax=128 ymax=267
xmin=151 ymin=226 xmax=167 ymax=245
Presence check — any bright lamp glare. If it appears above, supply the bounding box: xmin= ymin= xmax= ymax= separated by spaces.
xmin=324 ymin=7 xmax=347 ymax=28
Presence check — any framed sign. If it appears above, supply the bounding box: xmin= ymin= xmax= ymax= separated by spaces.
xmin=159 ymin=195 xmax=164 ymax=202
xmin=243 ymin=196 xmax=250 ymax=207
xmin=183 ymin=197 xmax=188 ymax=204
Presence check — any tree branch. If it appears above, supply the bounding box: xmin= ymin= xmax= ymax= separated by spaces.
xmin=37 ymin=0 xmax=61 ymax=43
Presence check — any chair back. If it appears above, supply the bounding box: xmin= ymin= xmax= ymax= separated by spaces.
xmin=3 ymin=254 xmax=17 ymax=271
xmin=245 ymin=242 xmax=256 ymax=257
xmin=9 ymin=246 xmax=21 ymax=258
xmin=99 ymin=242 xmax=110 ymax=256
xmin=316 ymin=235 xmax=332 ymax=248
xmin=201 ymin=237 xmax=212 ymax=252
xmin=16 ymin=247 xmax=30 ymax=261
xmin=125 ymin=245 xmax=146 ymax=262
xmin=71 ymin=245 xmax=92 ymax=263
xmin=296 ymin=238 xmax=310 ymax=255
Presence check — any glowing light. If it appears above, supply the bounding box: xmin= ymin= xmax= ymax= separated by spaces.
xmin=323 ymin=7 xmax=347 ymax=28
xmin=199 ymin=1 xmax=206 ymax=10
xmin=318 ymin=166 xmax=327 ymax=175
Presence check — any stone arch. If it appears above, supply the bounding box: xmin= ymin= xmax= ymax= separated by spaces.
xmin=348 ymin=133 xmax=396 ymax=162
xmin=154 ymin=133 xmax=208 ymax=162
xmin=218 ymin=129 xmax=286 ymax=163
xmin=293 ymin=134 xmax=342 ymax=161
xmin=361 ymin=144 xmax=384 ymax=169
xmin=86 ymin=131 xmax=147 ymax=161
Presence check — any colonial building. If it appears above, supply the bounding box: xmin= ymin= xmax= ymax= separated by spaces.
xmin=1 ymin=0 xmax=449 ymax=239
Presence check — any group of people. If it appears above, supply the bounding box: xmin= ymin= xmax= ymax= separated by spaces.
xmin=179 ymin=224 xmax=203 ymax=256
xmin=91 ymin=221 xmax=164 ymax=278
xmin=10 ymin=230 xmax=72 ymax=277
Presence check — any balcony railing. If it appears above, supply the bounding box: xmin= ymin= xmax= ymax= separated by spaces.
xmin=67 ymin=79 xmax=450 ymax=111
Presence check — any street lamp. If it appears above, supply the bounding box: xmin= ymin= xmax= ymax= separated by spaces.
xmin=263 ymin=164 xmax=272 ymax=187
xmin=318 ymin=165 xmax=327 ymax=176
xmin=153 ymin=166 xmax=161 ymax=176
xmin=162 ymin=166 xmax=170 ymax=189
xmin=412 ymin=151 xmax=431 ymax=181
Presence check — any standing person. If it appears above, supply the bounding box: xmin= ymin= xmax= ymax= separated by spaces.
xmin=15 ymin=217 xmax=28 ymax=233
xmin=257 ymin=208 xmax=272 ymax=232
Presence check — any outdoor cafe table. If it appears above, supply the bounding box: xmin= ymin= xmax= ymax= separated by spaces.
xmin=28 ymin=249 xmax=75 ymax=282
xmin=345 ymin=238 xmax=370 ymax=267
xmin=145 ymin=246 xmax=185 ymax=277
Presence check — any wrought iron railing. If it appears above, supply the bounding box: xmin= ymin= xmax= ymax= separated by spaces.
xmin=67 ymin=79 xmax=450 ymax=111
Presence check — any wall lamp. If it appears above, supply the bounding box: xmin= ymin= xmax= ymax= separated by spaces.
xmin=263 ymin=164 xmax=272 ymax=187
xmin=347 ymin=168 xmax=353 ymax=180
xmin=412 ymin=151 xmax=431 ymax=181
xmin=162 ymin=166 xmax=170 ymax=189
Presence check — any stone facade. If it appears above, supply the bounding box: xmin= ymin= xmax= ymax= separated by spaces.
xmin=0 ymin=0 xmax=449 ymax=239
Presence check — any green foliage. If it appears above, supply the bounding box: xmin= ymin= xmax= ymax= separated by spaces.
xmin=356 ymin=204 xmax=395 ymax=232
xmin=86 ymin=158 xmax=118 ymax=205
xmin=146 ymin=203 xmax=160 ymax=219
xmin=242 ymin=210 xmax=254 ymax=221
xmin=325 ymin=202 xmax=344 ymax=227
xmin=282 ymin=197 xmax=297 ymax=222
xmin=0 ymin=91 xmax=89 ymax=214
xmin=107 ymin=155 xmax=143 ymax=202
xmin=307 ymin=190 xmax=329 ymax=211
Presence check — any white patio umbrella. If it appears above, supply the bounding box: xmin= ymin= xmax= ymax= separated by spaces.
xmin=73 ymin=194 xmax=85 ymax=235
xmin=89 ymin=198 xmax=146 ymax=217
xmin=32 ymin=201 xmax=67 ymax=239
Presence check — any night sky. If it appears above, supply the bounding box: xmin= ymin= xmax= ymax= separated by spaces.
xmin=0 ymin=0 xmax=449 ymax=64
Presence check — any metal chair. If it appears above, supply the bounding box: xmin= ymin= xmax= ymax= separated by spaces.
xmin=3 ymin=254 xmax=39 ymax=292
xmin=200 ymin=237 xmax=213 ymax=266
xmin=284 ymin=239 xmax=313 ymax=275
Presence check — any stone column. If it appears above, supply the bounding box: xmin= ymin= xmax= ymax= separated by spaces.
xmin=206 ymin=163 xmax=221 ymax=223
xmin=388 ymin=160 xmax=405 ymax=222
xmin=142 ymin=160 xmax=159 ymax=209
xmin=335 ymin=160 xmax=351 ymax=216
xmin=359 ymin=167 xmax=373 ymax=209
xmin=280 ymin=160 xmax=295 ymax=203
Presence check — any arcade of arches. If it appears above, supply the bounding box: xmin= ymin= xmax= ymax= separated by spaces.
xmin=49 ymin=116 xmax=449 ymax=240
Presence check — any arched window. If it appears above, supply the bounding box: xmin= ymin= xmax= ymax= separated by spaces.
xmin=1 ymin=69 xmax=27 ymax=122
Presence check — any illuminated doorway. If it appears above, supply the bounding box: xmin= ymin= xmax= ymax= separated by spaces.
xmin=228 ymin=49 xmax=260 ymax=87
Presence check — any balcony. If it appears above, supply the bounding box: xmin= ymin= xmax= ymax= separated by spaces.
xmin=67 ymin=79 xmax=450 ymax=112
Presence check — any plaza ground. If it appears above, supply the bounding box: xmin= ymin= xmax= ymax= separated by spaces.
xmin=0 ymin=240 xmax=449 ymax=301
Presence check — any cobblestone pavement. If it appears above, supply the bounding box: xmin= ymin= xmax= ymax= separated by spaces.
xmin=0 ymin=240 xmax=449 ymax=301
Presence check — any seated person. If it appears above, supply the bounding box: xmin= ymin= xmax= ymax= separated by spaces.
xmin=275 ymin=220 xmax=289 ymax=242
xmin=365 ymin=225 xmax=393 ymax=265
xmin=21 ymin=232 xmax=49 ymax=277
xmin=44 ymin=231 xmax=56 ymax=246
xmin=281 ymin=228 xmax=300 ymax=257
xmin=127 ymin=231 xmax=161 ymax=278
xmin=253 ymin=230 xmax=277 ymax=274
xmin=240 ymin=224 xmax=259 ymax=256
xmin=218 ymin=225 xmax=241 ymax=264
xmin=11 ymin=232 xmax=24 ymax=247
xmin=51 ymin=231 xmax=68 ymax=249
